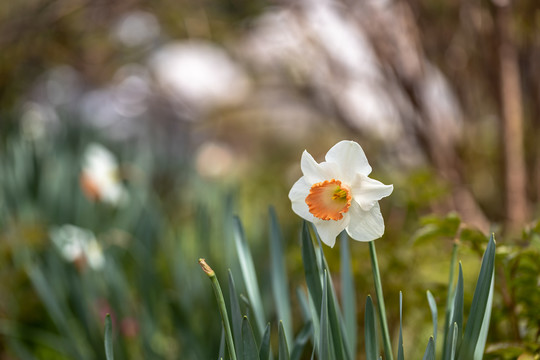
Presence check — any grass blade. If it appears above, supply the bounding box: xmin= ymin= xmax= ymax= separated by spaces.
xmin=104 ymin=314 xmax=114 ymax=360
xmin=229 ymin=270 xmax=243 ymax=359
xmin=444 ymin=264 xmax=464 ymax=360
xmin=427 ymin=291 xmax=438 ymax=343
xmin=259 ymin=323 xmax=271 ymax=360
xmin=473 ymin=273 xmax=494 ymax=360
xmin=242 ymin=316 xmax=259 ymax=360
xmin=269 ymin=207 xmax=293 ymax=345
xmin=291 ymin=321 xmax=313 ymax=360
xmin=301 ymin=221 xmax=323 ymax=315
xmin=340 ymin=232 xmax=357 ymax=357
xmin=319 ymin=271 xmax=330 ymax=360
xmin=365 ymin=295 xmax=378 ymax=360
xmin=442 ymin=242 xmax=459 ymax=360
xmin=279 ymin=321 xmax=290 ymax=360
xmin=397 ymin=292 xmax=404 ymax=360
xmin=422 ymin=337 xmax=435 ymax=360
xmin=458 ymin=235 xmax=496 ymax=360
xmin=450 ymin=322 xmax=458 ymax=360
xmin=218 ymin=328 xmax=225 ymax=360
xmin=368 ymin=241 xmax=393 ymax=360
xmin=233 ymin=217 xmax=265 ymax=335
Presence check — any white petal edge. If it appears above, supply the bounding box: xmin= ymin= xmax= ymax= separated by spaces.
xmin=325 ymin=141 xmax=372 ymax=181
xmin=288 ymin=177 xmax=318 ymax=223
xmin=300 ymin=150 xmax=327 ymax=184
xmin=345 ymin=202 xmax=385 ymax=242
xmin=351 ymin=174 xmax=393 ymax=211
xmin=313 ymin=216 xmax=350 ymax=248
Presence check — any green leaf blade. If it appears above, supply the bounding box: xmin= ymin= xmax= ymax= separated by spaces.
xmin=241 ymin=316 xmax=259 ymax=360
xmin=269 ymin=207 xmax=293 ymax=345
xmin=104 ymin=314 xmax=114 ymax=360
xmin=233 ymin=217 xmax=266 ymax=335
xmin=365 ymin=295 xmax=378 ymax=360
xmin=458 ymin=235 xmax=496 ymax=360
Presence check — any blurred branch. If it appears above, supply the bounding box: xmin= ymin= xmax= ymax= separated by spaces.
xmin=494 ymin=0 xmax=529 ymax=229
xmin=357 ymin=0 xmax=491 ymax=232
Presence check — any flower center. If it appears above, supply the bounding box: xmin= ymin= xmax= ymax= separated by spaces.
xmin=305 ymin=179 xmax=352 ymax=221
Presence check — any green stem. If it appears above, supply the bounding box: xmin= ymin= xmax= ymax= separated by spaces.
xmin=442 ymin=241 xmax=459 ymax=358
xmin=199 ymin=259 xmax=237 ymax=360
xmin=369 ymin=241 xmax=393 ymax=360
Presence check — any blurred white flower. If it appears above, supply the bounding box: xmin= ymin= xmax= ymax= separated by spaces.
xmin=50 ymin=225 xmax=105 ymax=270
xmin=80 ymin=143 xmax=127 ymax=206
xmin=150 ymin=41 xmax=250 ymax=111
xmin=288 ymin=140 xmax=393 ymax=247
xmin=113 ymin=11 xmax=160 ymax=47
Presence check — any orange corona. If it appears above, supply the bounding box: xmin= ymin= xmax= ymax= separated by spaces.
xmin=305 ymin=179 xmax=352 ymax=220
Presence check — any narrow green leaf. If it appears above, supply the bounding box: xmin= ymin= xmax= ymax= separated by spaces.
xmin=291 ymin=321 xmax=313 ymax=360
xmin=218 ymin=327 xmax=225 ymax=360
xmin=458 ymin=235 xmax=496 ymax=360
xmin=296 ymin=287 xmax=311 ymax=323
xmin=426 ymin=291 xmax=438 ymax=343
xmin=340 ymin=232 xmax=357 ymax=357
xmin=450 ymin=322 xmax=458 ymax=360
xmin=319 ymin=271 xmax=330 ymax=360
xmin=233 ymin=217 xmax=265 ymax=335
xmin=321 ymin=253 xmax=350 ymax=360
xmin=444 ymin=264 xmax=464 ymax=360
xmin=422 ymin=337 xmax=435 ymax=360
xmin=242 ymin=316 xmax=259 ymax=360
xmin=269 ymin=207 xmax=293 ymax=345
xmin=442 ymin=242 xmax=459 ymax=360
xmin=259 ymin=323 xmax=271 ymax=360
xmin=365 ymin=295 xmax=378 ymax=360
xmin=397 ymin=292 xmax=404 ymax=360
xmin=316 ymin=235 xmax=350 ymax=360
xmin=301 ymin=221 xmax=323 ymax=315
xmin=473 ymin=274 xmax=494 ymax=360
xmin=229 ymin=270 xmax=243 ymax=359
xmin=104 ymin=314 xmax=114 ymax=360
xmin=279 ymin=321 xmax=290 ymax=360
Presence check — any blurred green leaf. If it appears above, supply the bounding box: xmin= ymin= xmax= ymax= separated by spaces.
xmin=104 ymin=314 xmax=114 ymax=360
xmin=365 ymin=295 xmax=378 ymax=360
xmin=290 ymin=321 xmax=312 ymax=360
xmin=427 ymin=291 xmax=438 ymax=343
xmin=340 ymin=232 xmax=356 ymax=357
xmin=233 ymin=217 xmax=265 ymax=335
xmin=412 ymin=213 xmax=461 ymax=245
xmin=241 ymin=316 xmax=258 ymax=360
xmin=269 ymin=207 xmax=292 ymax=345
xmin=319 ymin=271 xmax=330 ymax=360
xmin=228 ymin=270 xmax=243 ymax=359
xmin=397 ymin=292 xmax=404 ymax=360
xmin=301 ymin=221 xmax=323 ymax=316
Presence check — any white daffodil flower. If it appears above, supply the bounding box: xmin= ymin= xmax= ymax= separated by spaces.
xmin=81 ymin=143 xmax=127 ymax=206
xmin=289 ymin=140 xmax=393 ymax=247
xmin=50 ymin=224 xmax=105 ymax=270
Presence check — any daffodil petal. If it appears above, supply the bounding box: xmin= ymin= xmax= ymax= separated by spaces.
xmin=352 ymin=174 xmax=393 ymax=211
xmin=301 ymin=150 xmax=326 ymax=183
xmin=345 ymin=202 xmax=385 ymax=242
xmin=289 ymin=177 xmax=319 ymax=223
xmin=313 ymin=216 xmax=349 ymax=248
xmin=325 ymin=140 xmax=372 ymax=181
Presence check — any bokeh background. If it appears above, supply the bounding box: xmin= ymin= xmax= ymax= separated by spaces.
xmin=1 ymin=0 xmax=540 ymax=359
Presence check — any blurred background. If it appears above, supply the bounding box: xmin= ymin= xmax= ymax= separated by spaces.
xmin=1 ymin=0 xmax=540 ymax=359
